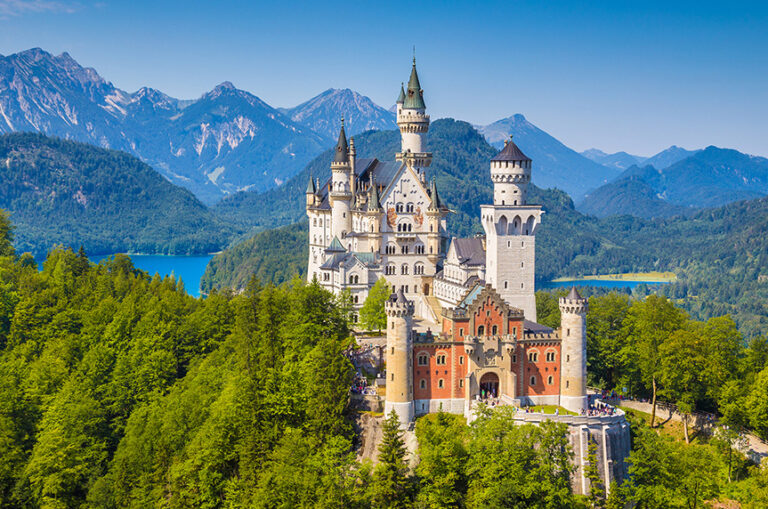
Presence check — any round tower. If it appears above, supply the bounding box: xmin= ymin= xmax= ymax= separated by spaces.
xmin=491 ymin=136 xmax=532 ymax=206
xmin=385 ymin=289 xmax=415 ymax=425
xmin=330 ymin=119 xmax=352 ymax=239
xmin=559 ymin=287 xmax=588 ymax=413
xmin=397 ymin=58 xmax=432 ymax=175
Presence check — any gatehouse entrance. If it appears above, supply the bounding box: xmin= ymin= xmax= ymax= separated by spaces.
xmin=479 ymin=372 xmax=499 ymax=399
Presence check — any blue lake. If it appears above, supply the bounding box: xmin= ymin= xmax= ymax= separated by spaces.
xmin=540 ymin=279 xmax=672 ymax=290
xmin=90 ymin=254 xmax=213 ymax=297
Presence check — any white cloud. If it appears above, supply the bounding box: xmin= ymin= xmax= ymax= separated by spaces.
xmin=0 ymin=0 xmax=79 ymax=18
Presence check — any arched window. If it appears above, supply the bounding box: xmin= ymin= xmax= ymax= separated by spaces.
xmin=438 ymin=379 xmax=444 ymax=389
xmin=546 ymin=351 xmax=556 ymax=362
xmin=386 ymin=264 xmax=396 ymax=275
xmin=401 ymin=245 xmax=409 ymax=254
xmin=477 ymin=325 xmax=485 ymax=336
xmin=401 ymin=264 xmax=409 ymax=275
xmin=396 ymin=203 xmax=404 ymax=213
xmin=386 ymin=244 xmax=396 ymax=255
xmin=547 ymin=375 xmax=554 ymax=385
xmin=414 ymin=263 xmax=425 ymax=275
xmin=406 ymin=203 xmax=414 ymax=213
xmin=528 ymin=351 xmax=538 ymax=362
xmin=420 ymin=379 xmax=427 ymax=389
xmin=530 ymin=376 xmax=536 ymax=385
xmin=491 ymin=325 xmax=498 ymax=336
xmin=418 ymin=354 xmax=429 ymax=366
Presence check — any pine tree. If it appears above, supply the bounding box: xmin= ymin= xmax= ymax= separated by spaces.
xmin=371 ymin=411 xmax=412 ymax=508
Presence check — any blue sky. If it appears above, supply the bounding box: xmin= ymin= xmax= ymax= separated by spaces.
xmin=1 ymin=0 xmax=766 ymax=157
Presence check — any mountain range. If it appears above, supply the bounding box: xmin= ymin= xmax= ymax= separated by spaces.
xmin=578 ymin=147 xmax=768 ymax=217
xmin=0 ymin=49 xmax=398 ymax=204
xmin=580 ymin=145 xmax=699 ymax=171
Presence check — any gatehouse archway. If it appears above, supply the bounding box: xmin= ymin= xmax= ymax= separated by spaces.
xmin=479 ymin=372 xmax=499 ymax=399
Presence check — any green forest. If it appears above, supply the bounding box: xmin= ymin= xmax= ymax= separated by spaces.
xmin=2 ymin=210 xmax=768 ymax=508
xmin=0 ymin=133 xmax=236 ymax=257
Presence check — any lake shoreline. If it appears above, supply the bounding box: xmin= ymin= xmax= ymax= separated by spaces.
xmin=550 ymin=271 xmax=677 ymax=283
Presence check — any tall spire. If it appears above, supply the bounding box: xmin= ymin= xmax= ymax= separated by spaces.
xmin=368 ymin=179 xmax=382 ymax=211
xmin=403 ymin=57 xmax=426 ymax=109
xmin=396 ymin=82 xmax=405 ymax=104
xmin=333 ymin=117 xmax=349 ymax=163
xmin=428 ymin=178 xmax=441 ymax=211
xmin=306 ymin=174 xmax=316 ymax=194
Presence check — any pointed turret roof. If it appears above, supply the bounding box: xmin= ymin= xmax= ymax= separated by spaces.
xmin=567 ymin=287 xmax=583 ymax=300
xmin=368 ymin=179 xmax=382 ymax=211
xmin=491 ymin=136 xmax=531 ymax=162
xmin=396 ymin=83 xmax=405 ymax=104
xmin=389 ymin=287 xmax=409 ymax=304
xmin=428 ymin=178 xmax=441 ymax=211
xmin=333 ymin=119 xmax=349 ymax=163
xmin=327 ymin=236 xmax=345 ymax=252
xmin=306 ymin=174 xmax=316 ymax=194
xmin=403 ymin=58 xmax=426 ymax=109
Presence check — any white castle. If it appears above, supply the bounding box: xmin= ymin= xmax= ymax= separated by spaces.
xmin=306 ymin=58 xmax=541 ymax=323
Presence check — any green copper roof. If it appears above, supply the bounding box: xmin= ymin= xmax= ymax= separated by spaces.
xmin=306 ymin=174 xmax=316 ymax=194
xmin=396 ymin=83 xmax=405 ymax=104
xmin=327 ymin=236 xmax=345 ymax=252
xmin=403 ymin=59 xmax=426 ymax=110
xmin=428 ymin=178 xmax=441 ymax=211
xmin=333 ymin=120 xmax=349 ymax=163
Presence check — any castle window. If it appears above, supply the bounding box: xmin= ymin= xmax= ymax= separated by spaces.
xmin=313 ymin=218 xmax=317 ymax=226
xmin=504 ymin=281 xmax=508 ymax=289
xmin=530 ymin=376 xmax=536 ymax=385
xmin=436 ymin=354 xmax=447 ymax=365
xmin=396 ymin=203 xmax=404 ymax=213
xmin=386 ymin=264 xmax=396 ymax=275
xmin=414 ymin=263 xmax=425 ymax=275
xmin=546 ymin=351 xmax=556 ymax=362
xmin=512 ymin=354 xmax=517 ymax=363
xmin=438 ymin=379 xmax=444 ymax=389
xmin=547 ymin=375 xmax=554 ymax=385
xmin=391 ymin=347 xmax=394 ymax=355
xmin=420 ymin=379 xmax=426 ymax=389
xmin=567 ymin=355 xmax=570 ymax=362
xmin=566 ymin=380 xmax=570 ymax=388
xmin=353 ymin=295 xmax=359 ymax=304
xmin=477 ymin=325 xmax=485 ymax=336
xmin=401 ymin=264 xmax=409 ymax=275
xmin=567 ymin=328 xmax=570 ymax=337
xmin=528 ymin=352 xmax=538 ymax=362
xmin=386 ymin=244 xmax=396 ymax=254
xmin=492 ymin=325 xmax=498 ymax=336
xmin=521 ymin=262 xmax=524 ymax=268
xmin=418 ymin=354 xmax=429 ymax=366
xmin=459 ymin=328 xmax=464 ymax=337
xmin=402 ymin=245 xmax=409 ymax=254
xmin=406 ymin=203 xmax=414 ymax=213
xmin=521 ymin=283 xmax=524 ymax=289
xmin=513 ymin=327 xmax=517 ymax=336
xmin=459 ymin=356 xmax=464 ymax=365
xmin=391 ymin=373 xmax=394 ymax=381
xmin=459 ymin=379 xmax=464 ymax=388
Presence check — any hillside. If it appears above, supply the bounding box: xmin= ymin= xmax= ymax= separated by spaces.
xmin=578 ymin=147 xmax=768 ymax=217
xmin=478 ymin=114 xmax=619 ymax=200
xmin=578 ymin=175 xmax=692 ymax=218
xmin=280 ymin=88 xmax=396 ymax=139
xmin=0 ymin=133 xmax=235 ymax=257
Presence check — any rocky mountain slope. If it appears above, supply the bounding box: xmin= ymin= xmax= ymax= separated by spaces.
xmin=478 ymin=114 xmax=620 ymax=200
xmin=580 ymin=148 xmax=644 ymax=171
xmin=280 ymin=88 xmax=396 ymax=139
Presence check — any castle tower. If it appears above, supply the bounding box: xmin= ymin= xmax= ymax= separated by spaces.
xmin=480 ymin=137 xmax=542 ymax=320
xmin=385 ymin=289 xmax=415 ymax=425
xmin=396 ymin=58 xmax=432 ymax=176
xmin=426 ymin=178 xmax=442 ymax=265
xmin=330 ymin=119 xmax=353 ymax=239
xmin=559 ymin=287 xmax=588 ymax=413
xmin=366 ymin=180 xmax=383 ymax=254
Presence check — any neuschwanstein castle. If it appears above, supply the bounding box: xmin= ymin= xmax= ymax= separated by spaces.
xmin=305 ymin=58 xmax=630 ymax=494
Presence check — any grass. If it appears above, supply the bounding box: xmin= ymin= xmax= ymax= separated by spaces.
xmin=525 ymin=405 xmax=578 ymax=416
xmin=622 ymin=407 xmax=707 ymax=444
xmin=552 ymin=271 xmax=677 ymax=283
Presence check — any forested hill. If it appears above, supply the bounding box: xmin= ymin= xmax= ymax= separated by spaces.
xmin=0 ymin=133 xmax=236 ymax=257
